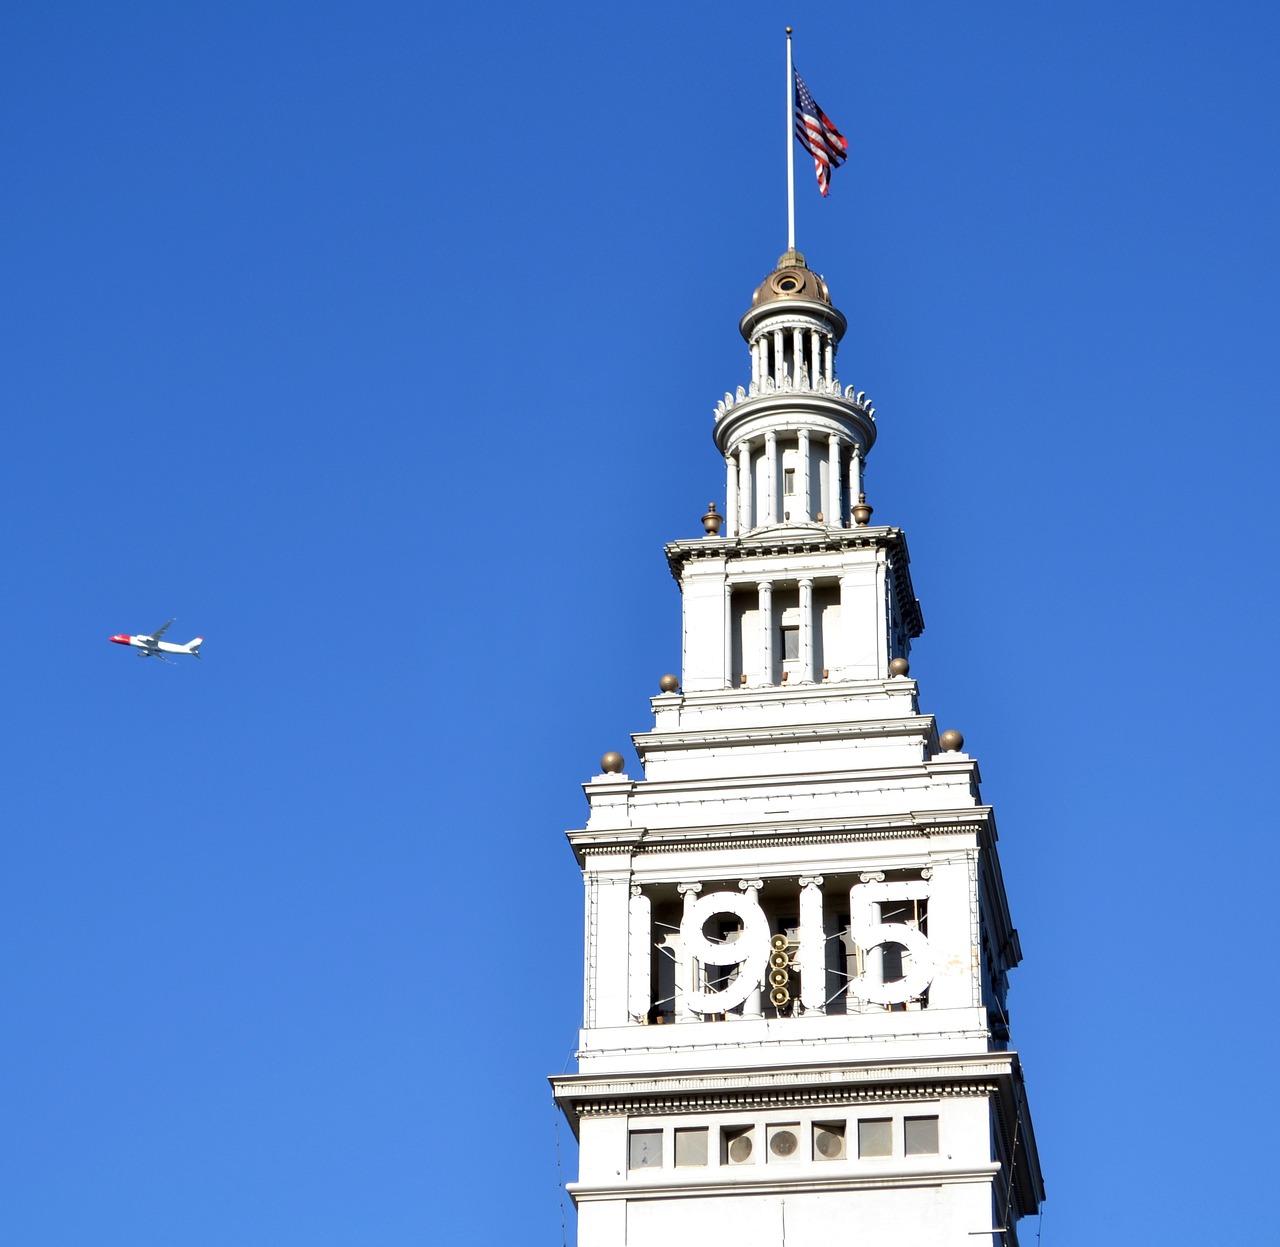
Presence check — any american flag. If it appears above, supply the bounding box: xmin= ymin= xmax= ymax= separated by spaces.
xmin=794 ymin=71 xmax=847 ymax=197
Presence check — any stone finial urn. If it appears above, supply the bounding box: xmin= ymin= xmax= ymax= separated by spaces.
xmin=852 ymin=493 xmax=874 ymax=526
xmin=702 ymin=503 xmax=723 ymax=535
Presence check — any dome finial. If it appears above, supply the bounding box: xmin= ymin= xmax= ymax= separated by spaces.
xmin=749 ymin=249 xmax=831 ymax=308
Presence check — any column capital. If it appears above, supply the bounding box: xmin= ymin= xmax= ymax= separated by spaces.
xmin=738 ymin=879 xmax=764 ymax=894
xmin=677 ymin=882 xmax=703 ymax=897
xmin=798 ymin=875 xmax=825 ymax=889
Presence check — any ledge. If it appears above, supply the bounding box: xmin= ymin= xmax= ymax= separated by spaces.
xmin=568 ymin=1162 xmax=1002 ymax=1202
xmin=634 ymin=716 xmax=934 ymax=757
xmin=566 ymin=805 xmax=995 ymax=861
xmin=551 ymin=1050 xmax=1026 ymax=1118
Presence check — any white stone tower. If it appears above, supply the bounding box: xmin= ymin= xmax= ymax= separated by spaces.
xmin=551 ymin=249 xmax=1044 ymax=1246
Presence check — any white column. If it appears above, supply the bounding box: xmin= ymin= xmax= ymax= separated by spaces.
xmin=798 ymin=876 xmax=826 ymax=1015
xmin=755 ymin=337 xmax=767 ymax=388
xmin=738 ymin=879 xmax=765 ymax=1019
xmin=809 ymin=329 xmax=821 ymax=388
xmin=798 ymin=429 xmax=811 ymax=521
xmin=798 ymin=577 xmax=815 ymax=684
xmin=773 ymin=328 xmax=785 ymax=384
xmin=675 ymin=883 xmax=702 ymax=1021
xmin=758 ymin=580 xmax=774 ymax=685
xmin=764 ymin=431 xmax=778 ymax=526
xmin=738 ymin=442 xmax=752 ymax=532
xmin=875 ymin=547 xmax=890 ymax=677
xmin=723 ymin=581 xmax=734 ymax=689
xmin=823 ymin=335 xmax=833 ymax=382
xmin=848 ymin=442 xmax=862 ymax=509
xmin=827 ymin=434 xmax=842 ymax=527
xmin=792 ymin=327 xmax=805 ymax=387
xmin=628 ymin=886 xmax=652 ymax=1022
xmin=725 ymin=455 xmax=739 ymax=537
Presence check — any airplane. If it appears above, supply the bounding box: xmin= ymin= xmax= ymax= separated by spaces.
xmin=109 ymin=619 xmax=204 ymax=662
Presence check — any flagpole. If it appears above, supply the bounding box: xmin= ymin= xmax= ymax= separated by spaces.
xmin=786 ymin=27 xmax=796 ymax=251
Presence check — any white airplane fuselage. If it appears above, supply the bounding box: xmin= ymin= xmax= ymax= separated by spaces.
xmin=109 ymin=621 xmax=203 ymax=660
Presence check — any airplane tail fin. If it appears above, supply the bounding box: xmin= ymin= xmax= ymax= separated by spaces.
xmin=186 ymin=637 xmax=204 ymax=658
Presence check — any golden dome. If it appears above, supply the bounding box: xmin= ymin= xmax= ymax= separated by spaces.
xmin=750 ymin=248 xmax=831 ymax=307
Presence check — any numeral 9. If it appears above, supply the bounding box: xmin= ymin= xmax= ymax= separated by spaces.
xmin=680 ymin=890 xmax=770 ymax=1013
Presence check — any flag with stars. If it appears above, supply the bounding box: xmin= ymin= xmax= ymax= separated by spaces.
xmin=794 ymin=70 xmax=847 ymax=197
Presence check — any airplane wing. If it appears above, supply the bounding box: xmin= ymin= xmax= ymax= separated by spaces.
xmin=146 ymin=619 xmax=175 ymax=642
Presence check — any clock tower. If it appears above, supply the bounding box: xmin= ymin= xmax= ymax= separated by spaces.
xmin=551 ymin=248 xmax=1044 ymax=1246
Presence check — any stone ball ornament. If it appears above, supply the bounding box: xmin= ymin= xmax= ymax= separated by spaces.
xmin=888 ymin=657 xmax=910 ymax=677
xmin=658 ymin=673 xmax=680 ymax=693
xmin=600 ymin=751 xmax=625 ymax=774
xmin=939 ymin=730 xmax=965 ymax=753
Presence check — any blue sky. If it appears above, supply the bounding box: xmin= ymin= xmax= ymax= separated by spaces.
xmin=3 ymin=3 xmax=1278 ymax=1243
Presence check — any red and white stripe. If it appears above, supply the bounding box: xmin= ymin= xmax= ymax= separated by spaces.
xmin=794 ymin=71 xmax=848 ymax=197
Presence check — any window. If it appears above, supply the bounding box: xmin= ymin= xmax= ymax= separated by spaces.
xmin=857 ymin=1118 xmax=892 ymax=1158
xmin=628 ymin=1130 xmax=663 ymax=1170
xmin=904 ymin=1116 xmax=939 ymax=1155
xmin=781 ymin=626 xmax=799 ymax=662
xmin=722 ymin=1125 xmax=755 ymax=1165
xmin=813 ymin=1121 xmax=846 ymax=1160
xmin=767 ymin=1124 xmax=800 ymax=1162
xmin=784 ymin=467 xmax=796 ymax=495
xmin=675 ymin=1128 xmax=708 ymax=1167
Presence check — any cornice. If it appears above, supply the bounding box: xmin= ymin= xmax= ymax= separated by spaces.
xmin=712 ymin=386 xmax=875 ymax=452
xmin=564 ymin=1080 xmax=994 ymax=1119
xmin=599 ymin=762 xmax=983 ymax=807
xmin=653 ymin=677 xmax=918 ymax=713
xmin=568 ymin=807 xmax=994 ymax=859
xmin=633 ymin=715 xmax=932 ymax=756
xmin=551 ymin=1051 xmax=1023 ymax=1118
xmin=628 ymin=825 xmax=985 ymax=857
xmin=738 ymin=295 xmax=847 ymax=341
xmin=570 ymin=1164 xmax=1002 ymax=1203
xmin=667 ymin=524 xmax=904 ymax=569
